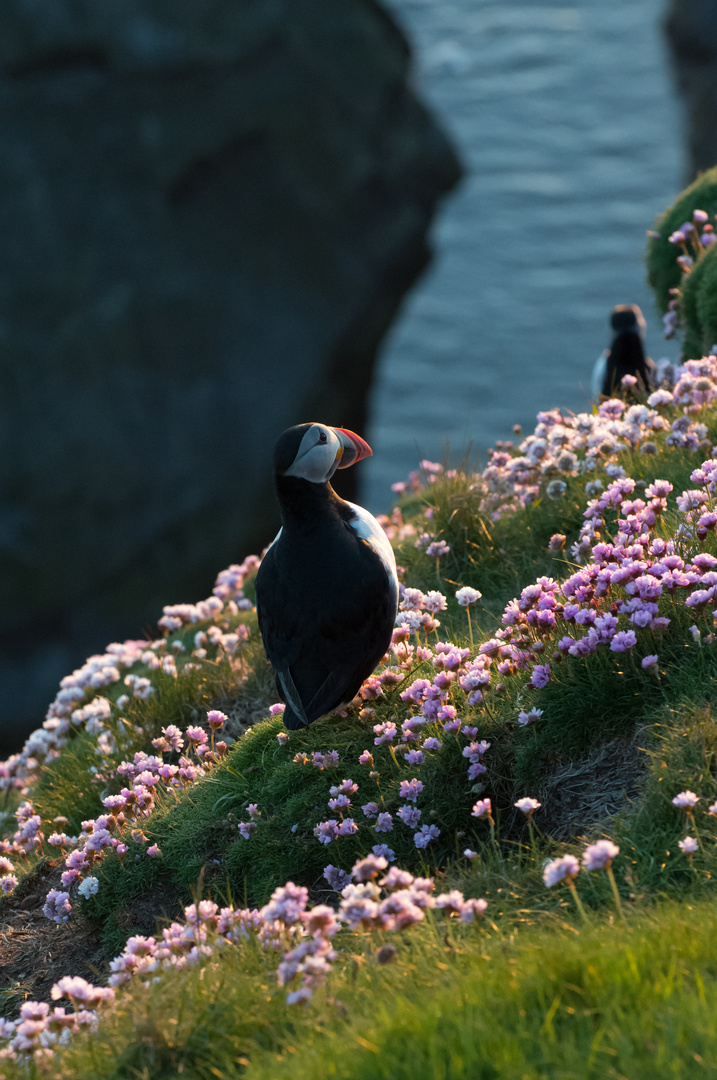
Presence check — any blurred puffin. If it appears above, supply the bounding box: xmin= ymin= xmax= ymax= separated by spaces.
xmin=592 ymin=304 xmax=656 ymax=400
xmin=255 ymin=422 xmax=398 ymax=729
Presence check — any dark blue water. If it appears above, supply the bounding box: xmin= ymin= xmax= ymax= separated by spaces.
xmin=362 ymin=0 xmax=682 ymax=510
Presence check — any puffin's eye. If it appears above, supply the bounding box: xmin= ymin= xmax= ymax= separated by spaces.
xmin=317 ymin=432 xmax=328 ymax=445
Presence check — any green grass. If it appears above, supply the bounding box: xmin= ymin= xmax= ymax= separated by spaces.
xmin=8 ymin=895 xmax=717 ymax=1080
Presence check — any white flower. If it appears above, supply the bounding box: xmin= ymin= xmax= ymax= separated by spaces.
xmin=514 ymin=797 xmax=541 ymax=816
xmin=456 ymin=587 xmax=482 ymax=608
xmin=77 ymin=876 xmax=99 ymax=899
xmin=679 ymin=836 xmax=698 ymax=854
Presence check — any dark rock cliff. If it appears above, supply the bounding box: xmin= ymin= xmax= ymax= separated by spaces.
xmin=665 ymin=0 xmax=717 ymax=178
xmin=0 ymin=0 xmax=462 ymax=750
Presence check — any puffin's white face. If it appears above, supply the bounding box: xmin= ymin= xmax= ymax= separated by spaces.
xmin=283 ymin=424 xmax=345 ymax=483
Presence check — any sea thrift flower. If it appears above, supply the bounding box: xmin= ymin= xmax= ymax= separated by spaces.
xmin=679 ymin=836 xmax=698 ymax=854
xmin=610 ymin=630 xmax=637 ymax=652
xmin=396 ymin=806 xmax=422 ymax=828
xmin=276 ymin=732 xmax=290 ymax=745
xmin=456 ymin=587 xmax=482 ymax=607
xmin=374 ymin=813 xmax=394 ymax=833
xmin=641 ymin=654 xmax=658 ymax=669
xmin=426 ymin=540 xmax=450 ymax=558
xmin=0 ymin=874 xmax=18 ymax=895
xmin=358 ymin=750 xmax=374 ymax=767
xmin=515 ymin=797 xmax=541 ymax=816
xmin=672 ymin=791 xmax=699 ymax=809
xmin=543 ymin=854 xmax=579 ymax=887
xmin=372 ymin=844 xmax=395 ymax=861
xmin=459 ymin=897 xmax=488 ymax=922
xmin=414 ymin=824 xmax=440 ymax=848
xmin=530 ymin=664 xmax=551 ymax=688
xmin=399 ymin=778 xmax=424 ymax=803
xmin=352 ymin=854 xmax=388 ymax=882
xmin=471 ymin=798 xmax=492 ymax=819
xmin=463 ymin=849 xmax=478 ymax=861
xmin=582 ymin=840 xmax=619 ymax=870
xmin=517 ymin=708 xmax=543 ymax=726
xmin=77 ymin=876 xmax=99 ymax=898
xmin=323 ymin=865 xmax=352 ymax=892
xmin=270 ymin=703 xmax=286 ymax=716
xmin=206 ymin=710 xmax=227 ymax=731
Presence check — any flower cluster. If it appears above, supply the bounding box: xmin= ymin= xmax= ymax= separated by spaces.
xmin=104 ymin=855 xmax=486 ymax=1013
xmin=0 ymin=977 xmax=114 ymax=1064
xmin=382 ymin=355 xmax=717 ymax=542
xmin=40 ymin=714 xmax=228 ymax=922
xmin=0 ymin=559 xmax=256 ymax=795
xmin=659 ymin=209 xmax=717 ymax=338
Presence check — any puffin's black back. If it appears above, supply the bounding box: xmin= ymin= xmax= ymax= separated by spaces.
xmin=601 ymin=332 xmax=651 ymax=397
xmin=255 ymin=470 xmax=396 ymax=729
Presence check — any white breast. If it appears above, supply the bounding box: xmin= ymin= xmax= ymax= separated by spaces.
xmin=346 ymin=501 xmax=399 ymax=604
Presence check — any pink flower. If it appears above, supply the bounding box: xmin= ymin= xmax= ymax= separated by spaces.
xmin=609 ymin=630 xmax=637 ymax=653
xmin=641 ymin=654 xmax=658 ymax=669
xmin=270 ymin=703 xmax=286 ymax=716
xmin=374 ymin=813 xmax=394 ymax=833
xmin=514 ymin=797 xmax=541 ymax=816
xmin=530 ymin=664 xmax=551 ymax=689
xmin=372 ymin=844 xmax=396 ymax=862
xmin=459 ymin=897 xmax=488 ymax=923
xmin=352 ymin=854 xmax=388 ymax=882
xmin=543 ymin=855 xmax=579 ymax=887
xmin=679 ymin=836 xmax=698 ymax=854
xmin=426 ymin=540 xmax=451 ymax=558
xmin=471 ymin=798 xmax=492 ymax=819
xmin=582 ymin=839 xmax=619 ymax=871
xmin=396 ymin=806 xmax=422 ymax=828
xmin=399 ymin=778 xmax=424 ymax=803
xmin=672 ymin=791 xmax=699 ymax=809
xmin=206 ymin=710 xmax=227 ymax=731
xmin=313 ymin=820 xmax=339 ymax=845
xmin=358 ymin=751 xmax=374 ymax=767
xmin=414 ymin=824 xmax=440 ymax=848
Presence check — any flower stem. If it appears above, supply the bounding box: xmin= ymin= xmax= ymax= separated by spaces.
xmin=605 ymin=865 xmax=626 ymax=923
xmin=567 ymin=878 xmax=590 ymax=924
xmin=466 ymin=608 xmax=474 ymax=649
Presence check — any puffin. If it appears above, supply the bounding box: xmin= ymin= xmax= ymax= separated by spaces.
xmin=255 ymin=422 xmax=399 ymax=730
xmin=591 ymin=304 xmax=656 ymax=400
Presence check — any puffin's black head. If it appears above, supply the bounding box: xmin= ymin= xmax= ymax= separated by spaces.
xmin=611 ymin=304 xmax=645 ymax=339
xmin=274 ymin=423 xmax=372 ymax=484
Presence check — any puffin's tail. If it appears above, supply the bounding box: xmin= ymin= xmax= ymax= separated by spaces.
xmin=282 ymin=705 xmax=309 ymax=730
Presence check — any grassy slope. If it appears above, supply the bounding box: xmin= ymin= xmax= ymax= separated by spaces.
xmin=5 ymin=395 xmax=717 ymax=1075
xmin=14 ymin=898 xmax=717 ymax=1080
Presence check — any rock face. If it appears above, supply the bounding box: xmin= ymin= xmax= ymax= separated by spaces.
xmin=0 ymin=0 xmax=461 ymax=751
xmin=665 ymin=0 xmax=717 ymax=178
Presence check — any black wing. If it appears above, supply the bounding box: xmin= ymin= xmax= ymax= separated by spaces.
xmin=255 ymin=532 xmax=395 ymax=727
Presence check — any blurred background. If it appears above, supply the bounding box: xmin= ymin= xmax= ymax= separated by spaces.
xmin=0 ymin=0 xmax=711 ymax=752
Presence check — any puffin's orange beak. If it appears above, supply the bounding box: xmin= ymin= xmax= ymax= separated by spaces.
xmin=334 ymin=427 xmax=373 ymax=468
